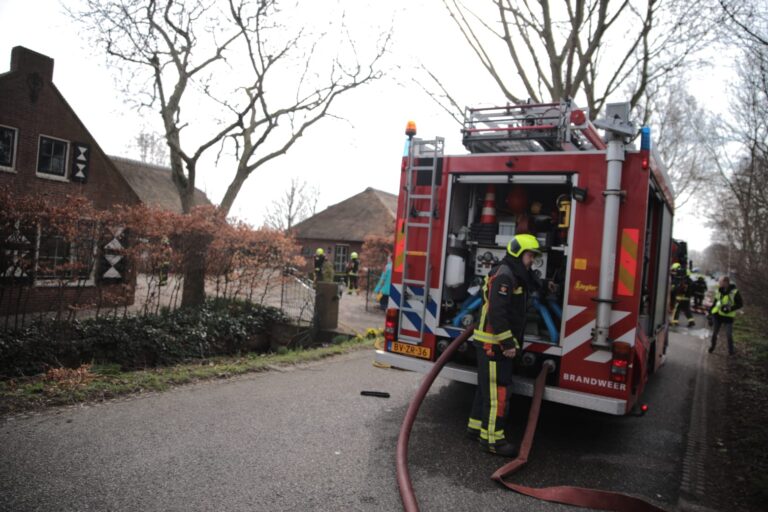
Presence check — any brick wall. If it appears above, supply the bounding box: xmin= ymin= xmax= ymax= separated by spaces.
xmin=0 ymin=46 xmax=142 ymax=315
xmin=0 ymin=278 xmax=137 ymax=317
xmin=0 ymin=47 xmax=140 ymax=208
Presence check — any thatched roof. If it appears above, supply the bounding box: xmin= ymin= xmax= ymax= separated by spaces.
xmin=110 ymin=156 xmax=211 ymax=213
xmin=291 ymin=187 xmax=397 ymax=242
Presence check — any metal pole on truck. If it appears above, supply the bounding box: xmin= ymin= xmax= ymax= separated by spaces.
xmin=592 ymin=103 xmax=636 ymax=348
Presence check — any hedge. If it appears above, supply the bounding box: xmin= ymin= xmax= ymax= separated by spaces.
xmin=0 ymin=298 xmax=289 ymax=378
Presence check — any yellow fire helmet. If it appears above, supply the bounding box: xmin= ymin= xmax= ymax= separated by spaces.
xmin=351 ymin=252 xmax=359 ymax=259
xmin=507 ymin=233 xmax=542 ymax=258
xmin=316 ymin=248 xmax=324 ymax=256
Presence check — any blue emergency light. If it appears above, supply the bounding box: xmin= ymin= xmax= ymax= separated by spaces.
xmin=640 ymin=126 xmax=651 ymax=170
xmin=640 ymin=126 xmax=651 ymax=151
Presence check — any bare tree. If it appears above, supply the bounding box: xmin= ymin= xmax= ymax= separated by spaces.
xmin=637 ymin=77 xmax=718 ymax=207
xmin=133 ymin=131 xmax=168 ymax=166
xmin=72 ymin=1 xmax=253 ymax=214
xmin=217 ymin=4 xmax=389 ymax=214
xmin=71 ymin=0 xmax=389 ymax=306
xmin=264 ymin=177 xmax=319 ymax=232
xmin=427 ymin=0 xmax=712 ymax=120
xmin=706 ymin=39 xmax=768 ymax=315
xmin=718 ymin=0 xmax=768 ymax=48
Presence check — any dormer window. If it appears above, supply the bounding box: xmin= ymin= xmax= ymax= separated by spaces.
xmin=0 ymin=125 xmax=17 ymax=172
xmin=37 ymin=135 xmax=69 ymax=180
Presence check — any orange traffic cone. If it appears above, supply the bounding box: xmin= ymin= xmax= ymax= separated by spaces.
xmin=480 ymin=185 xmax=497 ymax=224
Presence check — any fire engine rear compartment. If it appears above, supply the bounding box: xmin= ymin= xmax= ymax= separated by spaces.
xmin=378 ymin=102 xmax=677 ymax=416
xmin=438 ymin=175 xmax=575 ymax=353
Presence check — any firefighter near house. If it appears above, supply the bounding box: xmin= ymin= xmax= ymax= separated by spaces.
xmin=376 ymin=101 xmax=676 ymax=417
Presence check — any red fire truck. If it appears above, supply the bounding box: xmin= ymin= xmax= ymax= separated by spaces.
xmin=374 ymin=101 xmax=676 ymax=415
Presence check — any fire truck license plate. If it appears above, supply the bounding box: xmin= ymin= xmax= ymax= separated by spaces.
xmin=392 ymin=341 xmax=431 ymax=359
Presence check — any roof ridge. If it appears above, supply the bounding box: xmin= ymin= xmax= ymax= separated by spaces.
xmin=369 ymin=188 xmax=397 ymax=213
xmin=109 ymin=155 xmax=171 ymax=172
xmin=369 ymin=187 xmax=397 ymax=197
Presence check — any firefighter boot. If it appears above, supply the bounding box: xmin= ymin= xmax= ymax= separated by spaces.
xmin=481 ymin=441 xmax=518 ymax=458
xmin=688 ymin=319 xmax=696 ymax=327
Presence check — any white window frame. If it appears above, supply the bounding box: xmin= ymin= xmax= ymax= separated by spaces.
xmin=34 ymin=224 xmax=98 ymax=287
xmin=0 ymin=124 xmax=18 ymax=173
xmin=36 ymin=134 xmax=70 ymax=182
xmin=334 ymin=244 xmax=349 ymax=274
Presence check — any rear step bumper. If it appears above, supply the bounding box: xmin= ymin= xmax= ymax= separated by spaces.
xmin=374 ymin=350 xmax=627 ymax=415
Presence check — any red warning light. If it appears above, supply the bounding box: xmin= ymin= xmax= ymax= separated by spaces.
xmin=570 ymin=109 xmax=586 ymax=126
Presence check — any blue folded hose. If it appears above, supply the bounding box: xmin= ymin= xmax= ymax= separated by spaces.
xmin=532 ymin=296 xmax=559 ymax=343
xmin=451 ymin=295 xmax=483 ymax=327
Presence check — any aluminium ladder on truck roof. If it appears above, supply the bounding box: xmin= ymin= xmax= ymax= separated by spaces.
xmin=461 ymin=100 xmax=606 ymax=153
xmin=397 ymin=137 xmax=444 ymax=345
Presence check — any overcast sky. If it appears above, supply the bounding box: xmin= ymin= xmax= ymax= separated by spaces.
xmin=0 ymin=0 xmax=722 ymax=251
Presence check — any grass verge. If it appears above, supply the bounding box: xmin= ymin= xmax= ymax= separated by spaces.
xmin=714 ymin=309 xmax=768 ymax=509
xmin=0 ymin=335 xmax=377 ymax=416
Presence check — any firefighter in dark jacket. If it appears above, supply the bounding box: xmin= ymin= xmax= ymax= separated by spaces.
xmin=313 ymin=248 xmax=325 ymax=283
xmin=692 ymin=273 xmax=707 ymax=310
xmin=670 ymin=262 xmax=695 ymax=327
xmin=466 ymin=233 xmax=541 ymax=457
xmin=708 ymin=276 xmax=743 ymax=355
xmin=346 ymin=252 xmax=360 ymax=295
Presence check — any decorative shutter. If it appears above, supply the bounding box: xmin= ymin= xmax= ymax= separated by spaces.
xmin=100 ymin=226 xmax=126 ymax=281
xmin=0 ymin=223 xmax=35 ymax=284
xmin=71 ymin=142 xmax=90 ymax=183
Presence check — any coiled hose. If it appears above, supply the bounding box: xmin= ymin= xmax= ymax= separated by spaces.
xmin=395 ymin=328 xmax=667 ymax=512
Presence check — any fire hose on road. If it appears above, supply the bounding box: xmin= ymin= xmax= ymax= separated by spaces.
xmin=395 ymin=327 xmax=668 ymax=512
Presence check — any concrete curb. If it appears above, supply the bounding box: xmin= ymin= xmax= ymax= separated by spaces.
xmin=677 ymin=338 xmax=717 ymax=511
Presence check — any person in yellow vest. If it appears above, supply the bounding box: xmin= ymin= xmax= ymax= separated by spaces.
xmin=708 ymin=276 xmax=743 ymax=355
xmin=466 ymin=233 xmax=541 ymax=457
xmin=346 ymin=252 xmax=360 ymax=295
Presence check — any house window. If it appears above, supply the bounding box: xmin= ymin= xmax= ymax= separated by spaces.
xmin=334 ymin=244 xmax=349 ymax=274
xmin=37 ymin=135 xmax=69 ymax=179
xmin=0 ymin=125 xmax=17 ymax=171
xmin=37 ymin=235 xmax=72 ymax=280
xmin=35 ymin=223 xmax=97 ymax=284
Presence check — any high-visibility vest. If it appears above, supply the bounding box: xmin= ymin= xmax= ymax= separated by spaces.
xmin=473 ymin=264 xmax=520 ymax=349
xmin=712 ymin=288 xmax=738 ymax=318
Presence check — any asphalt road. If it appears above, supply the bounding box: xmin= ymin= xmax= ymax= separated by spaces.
xmin=0 ymin=326 xmax=712 ymax=512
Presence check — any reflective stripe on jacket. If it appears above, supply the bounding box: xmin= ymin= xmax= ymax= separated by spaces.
xmin=475 ymin=261 xmax=523 ymax=350
xmin=712 ymin=286 xmax=740 ymax=318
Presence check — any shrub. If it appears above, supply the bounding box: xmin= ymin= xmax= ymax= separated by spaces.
xmin=0 ymin=298 xmax=291 ymax=378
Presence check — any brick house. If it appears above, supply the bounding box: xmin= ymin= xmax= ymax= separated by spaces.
xmin=291 ymin=187 xmax=396 ymax=276
xmin=0 ymin=46 xmax=143 ymax=315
